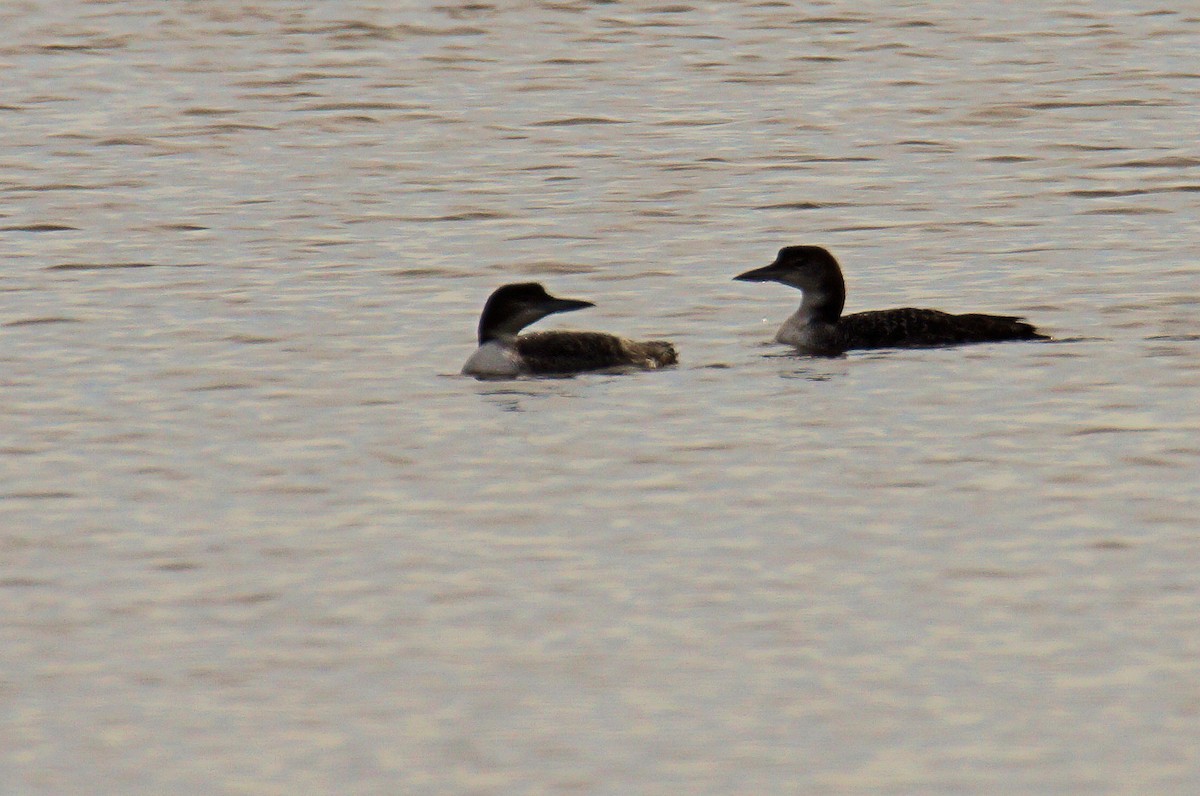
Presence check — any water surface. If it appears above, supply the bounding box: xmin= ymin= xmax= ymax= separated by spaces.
xmin=3 ymin=2 xmax=1199 ymax=793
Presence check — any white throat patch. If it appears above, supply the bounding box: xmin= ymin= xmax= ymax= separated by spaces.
xmin=462 ymin=340 xmax=521 ymax=377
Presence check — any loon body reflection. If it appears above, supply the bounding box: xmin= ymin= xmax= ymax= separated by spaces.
xmin=734 ymin=246 xmax=1047 ymax=356
xmin=462 ymin=282 xmax=677 ymax=379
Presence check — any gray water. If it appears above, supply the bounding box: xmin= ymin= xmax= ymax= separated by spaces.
xmin=3 ymin=2 xmax=1199 ymax=793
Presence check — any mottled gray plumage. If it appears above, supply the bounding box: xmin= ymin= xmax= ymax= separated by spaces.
xmin=837 ymin=308 xmax=1043 ymax=348
xmin=462 ymin=282 xmax=677 ymax=378
xmin=734 ymin=245 xmax=1047 ymax=356
xmin=515 ymin=331 xmax=677 ymax=374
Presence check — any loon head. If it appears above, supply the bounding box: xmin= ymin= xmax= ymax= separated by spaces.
xmin=477 ymin=282 xmax=595 ymax=343
xmin=734 ymin=246 xmax=846 ymax=322
xmin=734 ymin=246 xmax=842 ymax=291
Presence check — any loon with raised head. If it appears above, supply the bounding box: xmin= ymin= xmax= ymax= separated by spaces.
xmin=462 ymin=282 xmax=678 ymax=378
xmin=734 ymin=245 xmax=1047 ymax=356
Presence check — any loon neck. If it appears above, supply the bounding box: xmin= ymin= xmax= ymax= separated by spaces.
xmin=478 ymin=308 xmax=535 ymax=344
xmin=798 ymin=283 xmax=845 ymax=325
xmin=479 ymin=327 xmax=518 ymax=345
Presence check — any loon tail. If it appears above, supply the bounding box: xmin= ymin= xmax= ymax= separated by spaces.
xmin=626 ymin=340 xmax=678 ymax=368
xmin=953 ymin=313 xmax=1049 ymax=341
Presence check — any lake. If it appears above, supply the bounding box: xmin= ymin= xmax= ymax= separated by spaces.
xmin=2 ymin=2 xmax=1199 ymax=793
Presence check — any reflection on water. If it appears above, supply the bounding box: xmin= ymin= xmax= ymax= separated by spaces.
xmin=474 ymin=381 xmax=587 ymax=413
xmin=3 ymin=1 xmax=1200 ymax=793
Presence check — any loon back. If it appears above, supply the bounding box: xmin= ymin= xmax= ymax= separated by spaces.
xmin=837 ymin=308 xmax=1047 ymax=349
xmin=516 ymin=331 xmax=677 ymax=374
xmin=776 ymin=305 xmax=1047 ymax=355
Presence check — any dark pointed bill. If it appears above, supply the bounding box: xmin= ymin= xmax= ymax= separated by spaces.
xmin=547 ymin=296 xmax=595 ymax=314
xmin=733 ymin=262 xmax=782 ymax=282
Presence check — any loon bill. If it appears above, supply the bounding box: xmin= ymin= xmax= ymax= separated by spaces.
xmin=734 ymin=245 xmax=1048 ymax=356
xmin=462 ymin=282 xmax=678 ymax=378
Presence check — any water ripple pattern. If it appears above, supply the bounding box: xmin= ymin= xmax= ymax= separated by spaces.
xmin=2 ymin=2 xmax=1199 ymax=794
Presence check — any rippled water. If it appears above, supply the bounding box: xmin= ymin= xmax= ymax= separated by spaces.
xmin=3 ymin=2 xmax=1200 ymax=793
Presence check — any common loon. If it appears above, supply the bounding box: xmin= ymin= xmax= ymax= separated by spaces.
xmin=462 ymin=282 xmax=678 ymax=378
xmin=734 ymin=245 xmax=1047 ymax=356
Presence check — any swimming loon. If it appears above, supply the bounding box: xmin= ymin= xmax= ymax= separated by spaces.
xmin=734 ymin=245 xmax=1047 ymax=356
xmin=461 ymin=282 xmax=678 ymax=378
